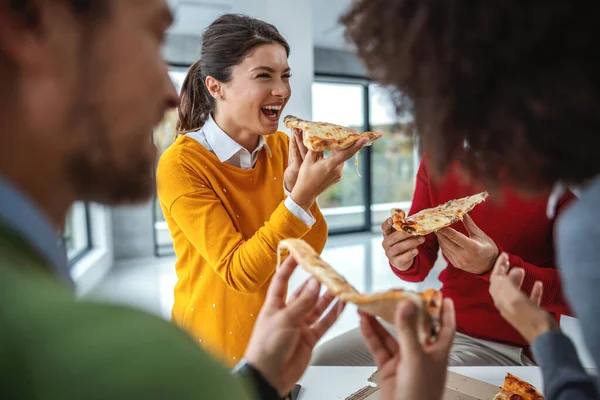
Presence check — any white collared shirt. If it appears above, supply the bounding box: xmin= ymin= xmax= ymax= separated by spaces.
xmin=547 ymin=181 xmax=584 ymax=219
xmin=187 ymin=115 xmax=315 ymax=226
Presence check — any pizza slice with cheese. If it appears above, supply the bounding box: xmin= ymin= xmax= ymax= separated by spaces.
xmin=277 ymin=238 xmax=443 ymax=344
xmin=493 ymin=373 xmax=544 ymax=400
xmin=392 ymin=191 xmax=489 ymax=236
xmin=284 ymin=115 xmax=382 ymax=151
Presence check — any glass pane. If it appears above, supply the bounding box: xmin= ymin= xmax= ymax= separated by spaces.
xmin=312 ymin=81 xmax=366 ymax=230
xmin=369 ymin=84 xmax=418 ymax=226
xmin=65 ymin=202 xmax=90 ymax=263
xmin=154 ymin=68 xmax=189 ymax=231
xmin=154 ymin=69 xmax=188 ymax=158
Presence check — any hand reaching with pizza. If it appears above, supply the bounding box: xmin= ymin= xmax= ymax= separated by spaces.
xmin=435 ymin=215 xmax=499 ymax=275
xmin=489 ymin=252 xmax=560 ymax=344
xmin=382 ymin=218 xmax=425 ymax=271
xmin=244 ymin=255 xmax=345 ymax=397
xmin=289 ymin=138 xmax=367 ymax=211
xmin=283 ymin=128 xmax=308 ymax=193
xmin=359 ymin=298 xmax=455 ymax=400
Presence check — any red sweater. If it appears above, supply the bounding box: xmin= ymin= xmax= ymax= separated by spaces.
xmin=393 ymin=160 xmax=575 ymax=348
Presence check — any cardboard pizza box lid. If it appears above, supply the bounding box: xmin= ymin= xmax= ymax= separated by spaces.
xmin=443 ymin=371 xmax=501 ymax=399
xmin=345 ymin=370 xmax=500 ymax=400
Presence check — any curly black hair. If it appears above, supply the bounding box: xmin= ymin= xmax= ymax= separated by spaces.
xmin=342 ymin=0 xmax=600 ymax=192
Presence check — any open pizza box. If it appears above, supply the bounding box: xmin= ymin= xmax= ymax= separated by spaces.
xmin=346 ymin=370 xmax=501 ymax=400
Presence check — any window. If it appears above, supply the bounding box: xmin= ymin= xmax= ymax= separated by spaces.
xmin=64 ymin=202 xmax=92 ymax=266
xmin=312 ymin=78 xmax=419 ymax=233
xmin=369 ymin=84 xmax=417 ymax=225
xmin=153 ymin=67 xmax=188 ymax=255
xmin=312 ymin=81 xmax=368 ymax=231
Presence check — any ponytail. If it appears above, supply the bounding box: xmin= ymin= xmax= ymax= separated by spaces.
xmin=176 ymin=59 xmax=213 ymax=135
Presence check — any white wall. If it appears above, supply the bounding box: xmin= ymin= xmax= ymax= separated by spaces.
xmin=248 ymin=0 xmax=314 ymax=125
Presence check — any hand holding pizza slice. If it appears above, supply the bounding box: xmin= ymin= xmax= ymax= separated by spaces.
xmin=284 ymin=115 xmax=383 ymax=176
xmin=277 ymin=238 xmax=443 ymax=344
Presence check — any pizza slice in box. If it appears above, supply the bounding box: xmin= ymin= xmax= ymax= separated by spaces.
xmin=494 ymin=373 xmax=544 ymax=399
xmin=283 ymin=115 xmax=383 ymax=176
xmin=392 ymin=191 xmax=489 ymax=236
xmin=277 ymin=238 xmax=442 ymax=344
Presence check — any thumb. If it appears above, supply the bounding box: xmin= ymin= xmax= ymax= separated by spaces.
xmin=462 ymin=214 xmax=482 ymax=237
xmin=507 ymin=267 xmax=526 ymax=289
xmin=395 ymin=300 xmax=421 ymax=356
xmin=329 ymin=139 xmax=366 ymax=165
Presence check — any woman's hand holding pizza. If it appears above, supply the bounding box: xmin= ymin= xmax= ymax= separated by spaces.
xmin=283 ymin=129 xmax=308 ymax=193
xmin=489 ymin=253 xmax=560 ymax=344
xmin=289 ymin=138 xmax=366 ymax=211
xmin=435 ymin=215 xmax=499 ymax=275
xmin=381 ymin=218 xmax=425 ymax=271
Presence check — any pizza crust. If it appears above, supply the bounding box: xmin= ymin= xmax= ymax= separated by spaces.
xmin=392 ymin=191 xmax=489 ymax=235
xmin=277 ymin=238 xmax=443 ymax=344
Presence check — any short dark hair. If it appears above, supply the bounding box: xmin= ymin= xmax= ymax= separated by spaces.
xmin=342 ymin=0 xmax=600 ymax=192
xmin=177 ymin=14 xmax=290 ymax=134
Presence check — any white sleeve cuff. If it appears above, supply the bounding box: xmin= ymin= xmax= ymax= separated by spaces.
xmin=284 ymin=197 xmax=316 ymax=227
xmin=283 ymin=183 xmax=292 ymax=197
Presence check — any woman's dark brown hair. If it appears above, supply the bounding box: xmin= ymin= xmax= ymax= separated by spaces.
xmin=177 ymin=14 xmax=290 ymax=135
xmin=342 ymin=0 xmax=600 ymax=192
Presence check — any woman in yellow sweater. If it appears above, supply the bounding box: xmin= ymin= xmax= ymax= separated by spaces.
xmin=157 ymin=14 xmax=365 ymax=366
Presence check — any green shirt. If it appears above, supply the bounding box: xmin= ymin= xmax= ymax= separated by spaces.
xmin=0 ymin=227 xmax=253 ymax=399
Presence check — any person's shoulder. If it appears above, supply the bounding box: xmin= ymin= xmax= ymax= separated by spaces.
xmin=558 ymin=187 xmax=598 ymax=243
xmin=158 ymin=134 xmax=209 ymax=172
xmin=157 ymin=135 xmax=214 ymax=200
xmin=2 ymin=288 xmax=251 ymax=399
xmin=555 ymin=180 xmax=600 ymax=271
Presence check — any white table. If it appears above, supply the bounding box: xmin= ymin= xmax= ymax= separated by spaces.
xmin=298 ymin=366 xmax=545 ymax=400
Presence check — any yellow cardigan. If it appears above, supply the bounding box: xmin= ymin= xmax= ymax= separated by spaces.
xmin=156 ymin=132 xmax=328 ymax=366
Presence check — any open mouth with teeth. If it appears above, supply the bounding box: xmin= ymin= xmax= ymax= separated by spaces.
xmin=261 ymin=104 xmax=283 ymax=122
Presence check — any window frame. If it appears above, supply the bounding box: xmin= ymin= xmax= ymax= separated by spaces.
xmin=312 ymin=75 xmax=374 ymax=235
xmin=65 ymin=202 xmax=93 ymax=267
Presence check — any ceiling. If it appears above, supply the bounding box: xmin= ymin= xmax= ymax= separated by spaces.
xmin=167 ymin=0 xmax=353 ymax=50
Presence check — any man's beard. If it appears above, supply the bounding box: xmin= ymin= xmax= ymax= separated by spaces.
xmin=67 ymin=146 xmax=155 ymax=205
xmin=65 ymin=100 xmax=156 ymax=205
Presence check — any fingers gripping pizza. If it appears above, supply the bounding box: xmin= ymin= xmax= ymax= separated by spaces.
xmin=283 ymin=115 xmax=383 ymax=176
xmin=277 ymin=238 xmax=443 ymax=344
xmin=392 ymin=191 xmax=489 ymax=235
